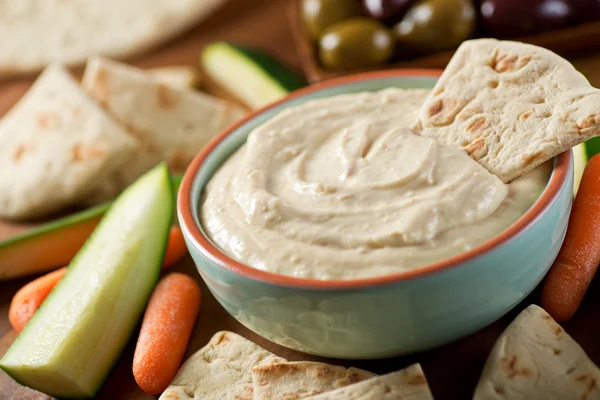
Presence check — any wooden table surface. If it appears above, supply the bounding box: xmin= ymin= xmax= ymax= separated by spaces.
xmin=2 ymin=1 xmax=600 ymax=398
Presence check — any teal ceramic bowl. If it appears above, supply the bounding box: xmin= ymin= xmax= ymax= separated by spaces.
xmin=178 ymin=70 xmax=573 ymax=359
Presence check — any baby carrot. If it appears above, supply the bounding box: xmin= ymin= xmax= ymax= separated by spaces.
xmin=133 ymin=273 xmax=201 ymax=394
xmin=162 ymin=226 xmax=188 ymax=269
xmin=542 ymin=153 xmax=600 ymax=322
xmin=9 ymin=267 xmax=67 ymax=332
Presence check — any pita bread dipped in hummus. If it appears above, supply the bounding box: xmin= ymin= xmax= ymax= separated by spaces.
xmin=413 ymin=39 xmax=600 ymax=183
xmin=474 ymin=305 xmax=600 ymax=400
xmin=201 ymin=88 xmax=551 ymax=280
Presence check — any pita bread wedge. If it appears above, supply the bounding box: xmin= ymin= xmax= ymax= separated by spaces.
xmin=159 ymin=331 xmax=286 ymax=400
xmin=0 ymin=65 xmax=136 ymax=220
xmin=304 ymin=364 xmax=434 ymax=400
xmin=412 ymin=39 xmax=600 ymax=183
xmin=474 ymin=305 xmax=600 ymax=400
xmin=82 ymin=57 xmax=245 ymax=201
xmin=252 ymin=361 xmax=376 ymax=400
xmin=0 ymin=0 xmax=226 ymax=79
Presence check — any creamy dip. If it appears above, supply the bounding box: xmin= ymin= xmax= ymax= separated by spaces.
xmin=201 ymin=89 xmax=551 ymax=280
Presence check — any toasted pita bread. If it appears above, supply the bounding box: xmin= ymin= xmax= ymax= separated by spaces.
xmin=252 ymin=361 xmax=376 ymax=400
xmin=159 ymin=331 xmax=286 ymax=400
xmin=0 ymin=65 xmax=136 ymax=219
xmin=304 ymin=364 xmax=434 ymax=400
xmin=0 ymin=0 xmax=226 ymax=79
xmin=474 ymin=305 xmax=600 ymax=400
xmin=82 ymin=57 xmax=245 ymax=201
xmin=147 ymin=66 xmax=201 ymax=90
xmin=412 ymin=39 xmax=600 ymax=183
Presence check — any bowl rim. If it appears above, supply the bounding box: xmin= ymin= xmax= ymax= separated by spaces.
xmin=178 ymin=69 xmax=571 ymax=290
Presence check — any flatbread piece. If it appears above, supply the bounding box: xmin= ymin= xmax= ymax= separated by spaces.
xmin=159 ymin=331 xmax=286 ymax=400
xmin=252 ymin=361 xmax=376 ymax=400
xmin=0 ymin=65 xmax=136 ymax=219
xmin=0 ymin=0 xmax=226 ymax=79
xmin=413 ymin=39 xmax=600 ymax=182
xmin=82 ymin=57 xmax=246 ymax=201
xmin=304 ymin=363 xmax=434 ymax=400
xmin=474 ymin=305 xmax=600 ymax=400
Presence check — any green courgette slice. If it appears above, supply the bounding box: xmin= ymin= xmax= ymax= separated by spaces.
xmin=0 ymin=163 xmax=173 ymax=398
xmin=201 ymin=42 xmax=306 ymax=109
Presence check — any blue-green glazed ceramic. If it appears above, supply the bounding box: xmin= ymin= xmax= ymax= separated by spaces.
xmin=178 ymin=70 xmax=573 ymax=359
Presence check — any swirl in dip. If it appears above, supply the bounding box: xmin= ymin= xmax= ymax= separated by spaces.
xmin=201 ymin=89 xmax=551 ymax=280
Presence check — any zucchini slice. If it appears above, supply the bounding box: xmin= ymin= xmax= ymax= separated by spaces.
xmin=201 ymin=42 xmax=306 ymax=109
xmin=0 ymin=163 xmax=173 ymax=398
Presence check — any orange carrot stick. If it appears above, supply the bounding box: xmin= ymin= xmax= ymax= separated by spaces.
xmin=133 ymin=273 xmax=201 ymax=394
xmin=162 ymin=226 xmax=188 ymax=269
xmin=542 ymin=153 xmax=600 ymax=322
xmin=9 ymin=267 xmax=67 ymax=332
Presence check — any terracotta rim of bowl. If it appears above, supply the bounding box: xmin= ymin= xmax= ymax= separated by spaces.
xmin=178 ymin=69 xmax=571 ymax=290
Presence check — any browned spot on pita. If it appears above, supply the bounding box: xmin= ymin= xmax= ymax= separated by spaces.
xmin=12 ymin=144 xmax=29 ymax=162
xmin=540 ymin=312 xmax=565 ymax=335
xmin=157 ymin=83 xmax=177 ymax=110
xmin=521 ymin=151 xmax=544 ymax=167
xmin=216 ymin=332 xmax=231 ymax=345
xmin=124 ymin=122 xmax=157 ymax=151
xmin=465 ymin=116 xmax=488 ymax=134
xmin=93 ymin=69 xmax=111 ymax=107
xmin=36 ymin=112 xmax=59 ymax=130
xmin=465 ymin=137 xmax=488 ymax=160
xmin=457 ymin=106 xmax=483 ymax=121
xmin=574 ymin=375 xmax=597 ymax=400
xmin=408 ymin=373 xmax=427 ymax=385
xmin=347 ymin=372 xmax=365 ymax=384
xmin=71 ymin=144 xmax=106 ymax=162
xmin=578 ymin=114 xmax=600 ymax=130
xmin=500 ymin=355 xmax=532 ymax=379
xmin=426 ymin=97 xmax=467 ymax=126
xmin=494 ymin=53 xmax=532 ymax=73
xmin=384 ymin=385 xmax=392 ymax=393
xmin=316 ymin=366 xmax=333 ymax=377
xmin=169 ymin=151 xmax=190 ymax=171
xmin=489 ymin=80 xmax=499 ymax=89
xmin=553 ymin=348 xmax=562 ymax=355
xmin=239 ymin=384 xmax=254 ymax=399
xmin=428 ymin=99 xmax=443 ymax=116
xmin=494 ymin=385 xmax=505 ymax=394
xmin=519 ymin=109 xmax=535 ymax=120
xmin=125 ymin=122 xmax=140 ymax=138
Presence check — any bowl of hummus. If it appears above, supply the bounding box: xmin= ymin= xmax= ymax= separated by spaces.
xmin=178 ymin=70 xmax=573 ymax=359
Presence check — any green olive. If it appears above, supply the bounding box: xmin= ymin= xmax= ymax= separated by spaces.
xmin=393 ymin=0 xmax=475 ymax=54
xmin=319 ymin=18 xmax=394 ymax=70
xmin=301 ymin=0 xmax=364 ymax=40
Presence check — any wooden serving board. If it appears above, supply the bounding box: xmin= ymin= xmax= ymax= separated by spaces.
xmin=1 ymin=1 xmax=600 ymax=398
